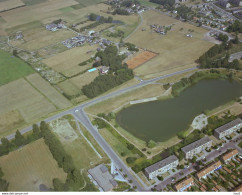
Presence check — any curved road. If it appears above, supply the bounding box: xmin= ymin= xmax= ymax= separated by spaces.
xmin=2 ymin=66 xmax=197 ymax=191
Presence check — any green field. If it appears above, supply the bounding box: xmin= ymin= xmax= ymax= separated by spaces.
xmin=75 ymin=0 xmax=104 ymax=7
xmin=0 ymin=50 xmax=34 ymax=86
xmin=22 ymin=0 xmax=47 ymax=6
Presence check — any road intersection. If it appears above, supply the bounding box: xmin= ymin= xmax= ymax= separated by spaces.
xmin=2 ymin=67 xmax=197 ymax=191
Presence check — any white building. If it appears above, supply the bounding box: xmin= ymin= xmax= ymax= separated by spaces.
xmin=181 ymin=137 xmax=212 ymax=159
xmin=214 ymin=118 xmax=242 ymax=139
xmin=144 ymin=155 xmax=178 ymax=180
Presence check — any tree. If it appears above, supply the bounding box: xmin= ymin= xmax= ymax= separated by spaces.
xmin=126 ymin=157 xmax=137 ymax=164
xmin=0 ymin=168 xmax=4 ymax=178
xmin=33 ymin=124 xmax=41 ymax=140
xmin=53 ymin=178 xmax=67 ymax=191
xmin=233 ymin=35 xmax=239 ymax=44
xmin=89 ymin=13 xmax=97 ymax=21
xmin=218 ymin=33 xmax=228 ymax=42
xmin=107 ymin=16 xmax=113 ymax=23
xmin=147 ymin=140 xmax=156 ymax=148
xmin=0 ymin=138 xmax=12 ymax=155
xmin=191 ymin=156 xmax=197 ymax=163
xmin=127 ymin=143 xmax=134 ymax=150
xmin=15 ymin=130 xmax=25 ymax=147
xmin=0 ymin=179 xmax=9 ymax=191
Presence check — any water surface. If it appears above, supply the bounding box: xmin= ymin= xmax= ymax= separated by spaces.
xmin=116 ymin=79 xmax=242 ymax=142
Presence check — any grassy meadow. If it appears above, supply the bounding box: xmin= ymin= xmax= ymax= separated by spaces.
xmin=0 ymin=138 xmax=67 ymax=191
xmin=0 ymin=50 xmax=34 ymax=86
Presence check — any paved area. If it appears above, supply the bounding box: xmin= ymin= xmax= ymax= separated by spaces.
xmin=151 ymin=133 xmax=242 ymax=191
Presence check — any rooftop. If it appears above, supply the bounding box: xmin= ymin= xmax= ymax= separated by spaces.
xmin=181 ymin=136 xmax=211 ymax=153
xmin=144 ymin=155 xmax=178 ymax=174
xmin=196 ymin=161 xmax=222 ymax=179
xmin=88 ymin=164 xmax=117 ymax=191
xmin=221 ymin=149 xmax=238 ymax=162
xmin=214 ymin=118 xmax=242 ymax=134
xmin=175 ymin=176 xmax=194 ymax=191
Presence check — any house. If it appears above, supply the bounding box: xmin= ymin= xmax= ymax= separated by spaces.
xmin=174 ymin=176 xmax=194 ymax=192
xmin=196 ymin=161 xmax=222 ymax=181
xmin=100 ymin=66 xmax=109 ymax=74
xmin=234 ymin=184 xmax=242 ymax=192
xmin=221 ymin=149 xmax=238 ymax=163
xmin=230 ymin=0 xmax=242 ymax=6
xmin=144 ymin=155 xmax=179 ymax=180
xmin=181 ymin=137 xmax=212 ymax=159
xmin=46 ymin=23 xmax=58 ymax=31
xmin=213 ymin=118 xmax=242 ymax=139
xmin=88 ymin=164 xmax=118 ymax=191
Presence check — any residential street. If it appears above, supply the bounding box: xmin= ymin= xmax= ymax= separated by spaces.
xmin=151 ymin=134 xmax=242 ymax=191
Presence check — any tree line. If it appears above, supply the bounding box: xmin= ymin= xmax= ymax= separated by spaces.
xmin=149 ymin=0 xmax=175 ymax=9
xmin=0 ymin=122 xmax=85 ymax=191
xmin=197 ymin=35 xmax=241 ymax=70
xmin=227 ymin=20 xmax=242 ymax=33
xmin=0 ymin=167 xmax=8 ymax=191
xmin=89 ymin=13 xmax=113 ymax=23
xmin=82 ymin=46 xmax=134 ymax=98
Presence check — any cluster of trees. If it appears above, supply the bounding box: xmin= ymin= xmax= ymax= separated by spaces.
xmin=107 ymin=30 xmax=124 ymax=38
xmin=82 ymin=46 xmax=134 ymax=98
xmin=176 ymin=5 xmax=195 ymax=20
xmin=39 ymin=121 xmax=85 ymax=191
xmin=218 ymin=34 xmax=229 ymax=42
xmin=0 ymin=126 xmax=42 ymax=157
xmin=149 ymin=0 xmax=175 ymax=9
xmin=0 ymin=167 xmax=8 ymax=191
xmin=113 ymin=8 xmax=130 ymax=15
xmin=92 ymin=116 xmax=144 ymax=158
xmin=89 ymin=13 xmax=113 ymax=23
xmin=227 ymin=20 xmax=242 ymax=33
xmin=197 ymin=36 xmax=241 ymax=70
xmin=202 ymin=114 xmax=236 ymax=135
xmin=121 ymin=0 xmax=140 ymax=7
xmin=125 ymin=42 xmax=139 ymax=52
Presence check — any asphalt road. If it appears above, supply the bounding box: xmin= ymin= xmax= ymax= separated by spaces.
xmin=152 ymin=134 xmax=242 ymax=191
xmin=2 ymin=67 xmax=197 ymax=191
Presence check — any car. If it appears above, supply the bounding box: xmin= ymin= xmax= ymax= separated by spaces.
xmin=75 ymin=109 xmax=79 ymax=113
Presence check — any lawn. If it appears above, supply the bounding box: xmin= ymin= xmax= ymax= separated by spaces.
xmin=126 ymin=10 xmax=214 ymax=79
xmin=0 ymin=138 xmax=67 ymax=191
xmin=48 ymin=115 xmax=109 ymax=170
xmin=0 ymin=50 xmax=34 ymax=86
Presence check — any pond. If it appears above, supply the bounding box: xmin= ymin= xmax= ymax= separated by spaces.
xmin=116 ymin=79 xmax=242 ymax=142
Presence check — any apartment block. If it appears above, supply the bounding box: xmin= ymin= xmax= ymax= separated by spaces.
xmin=144 ymin=155 xmax=179 ymax=180
xmin=214 ymin=118 xmax=242 ymax=139
xmin=181 ymin=136 xmax=212 ymax=159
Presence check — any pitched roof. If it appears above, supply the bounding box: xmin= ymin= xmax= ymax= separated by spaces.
xmin=144 ymin=155 xmax=178 ymax=174
xmin=234 ymin=184 xmax=242 ymax=192
xmin=175 ymin=176 xmax=194 ymax=191
xmin=196 ymin=161 xmax=222 ymax=179
xmin=221 ymin=149 xmax=238 ymax=162
xmin=214 ymin=118 xmax=242 ymax=134
xmin=181 ymin=136 xmax=211 ymax=153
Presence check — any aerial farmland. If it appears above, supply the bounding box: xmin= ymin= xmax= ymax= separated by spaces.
xmin=0 ymin=0 xmax=242 ymax=193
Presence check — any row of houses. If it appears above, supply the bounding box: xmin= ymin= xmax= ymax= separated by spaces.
xmin=144 ymin=118 xmax=241 ymax=181
xmin=175 ymin=148 xmax=239 ymax=191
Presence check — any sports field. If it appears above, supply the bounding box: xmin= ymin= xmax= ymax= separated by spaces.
xmin=0 ymin=50 xmax=34 ymax=86
xmin=126 ymin=10 xmax=214 ymax=79
xmin=0 ymin=138 xmax=67 ymax=191
xmin=126 ymin=50 xmax=157 ymax=69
